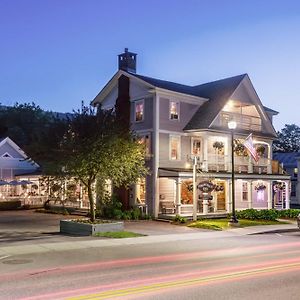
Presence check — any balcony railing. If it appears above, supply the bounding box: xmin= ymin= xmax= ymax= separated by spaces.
xmin=201 ymin=154 xmax=284 ymax=175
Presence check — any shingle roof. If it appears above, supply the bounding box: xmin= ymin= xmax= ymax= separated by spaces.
xmin=184 ymin=74 xmax=247 ymax=131
xmin=129 ymin=73 xmax=201 ymax=97
xmin=128 ymin=71 xmax=276 ymax=135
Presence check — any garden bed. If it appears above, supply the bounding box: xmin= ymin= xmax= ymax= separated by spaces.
xmin=60 ymin=219 xmax=124 ymax=236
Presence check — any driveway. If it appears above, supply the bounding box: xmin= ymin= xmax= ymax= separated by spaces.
xmin=0 ymin=210 xmax=202 ymax=246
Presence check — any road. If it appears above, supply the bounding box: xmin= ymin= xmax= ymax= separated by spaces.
xmin=1 ymin=226 xmax=300 ymax=299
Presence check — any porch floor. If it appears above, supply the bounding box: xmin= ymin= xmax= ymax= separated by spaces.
xmin=158 ymin=212 xmax=228 ymax=221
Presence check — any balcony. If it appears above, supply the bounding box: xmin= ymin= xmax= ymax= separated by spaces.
xmin=200 ymin=154 xmax=284 ymax=175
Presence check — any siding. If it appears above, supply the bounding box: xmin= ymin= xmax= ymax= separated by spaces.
xmin=159 ymin=97 xmax=199 ymax=131
xmin=159 ymin=133 xmax=191 ymax=169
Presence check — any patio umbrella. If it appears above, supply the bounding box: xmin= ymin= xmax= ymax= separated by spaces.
xmin=0 ymin=180 xmax=8 ymax=186
xmin=19 ymin=180 xmax=34 ymax=185
xmin=9 ymin=180 xmax=23 ymax=186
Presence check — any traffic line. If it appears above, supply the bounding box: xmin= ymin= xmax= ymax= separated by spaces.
xmin=68 ymin=262 xmax=300 ymax=300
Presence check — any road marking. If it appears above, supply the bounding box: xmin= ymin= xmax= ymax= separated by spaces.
xmin=276 ymin=233 xmax=283 ymax=237
xmin=68 ymin=262 xmax=300 ymax=300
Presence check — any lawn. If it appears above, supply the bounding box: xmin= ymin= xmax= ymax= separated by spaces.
xmin=93 ymin=231 xmax=145 ymax=238
xmin=188 ymin=219 xmax=288 ymax=231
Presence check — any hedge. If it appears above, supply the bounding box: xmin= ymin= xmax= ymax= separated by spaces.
xmin=0 ymin=201 xmax=22 ymax=210
xmin=234 ymin=208 xmax=300 ymax=221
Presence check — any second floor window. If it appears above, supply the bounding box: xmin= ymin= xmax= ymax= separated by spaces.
xmin=170 ymin=135 xmax=181 ymax=160
xmin=170 ymin=100 xmax=179 ymax=120
xmin=192 ymin=138 xmax=201 ymax=155
xmin=138 ymin=134 xmax=151 ymax=156
xmin=135 ymin=100 xmax=144 ymax=122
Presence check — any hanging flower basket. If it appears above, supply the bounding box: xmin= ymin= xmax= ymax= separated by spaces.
xmin=234 ymin=139 xmax=248 ymax=156
xmin=254 ymin=183 xmax=266 ymax=192
xmin=256 ymin=145 xmax=266 ymax=157
xmin=213 ymin=141 xmax=224 ymax=154
xmin=273 ymin=182 xmax=285 ymax=192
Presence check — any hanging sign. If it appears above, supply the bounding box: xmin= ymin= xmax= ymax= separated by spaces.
xmin=197 ymin=181 xmax=215 ymax=193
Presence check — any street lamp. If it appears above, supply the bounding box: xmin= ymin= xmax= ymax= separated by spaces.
xmin=228 ymin=120 xmax=239 ymax=225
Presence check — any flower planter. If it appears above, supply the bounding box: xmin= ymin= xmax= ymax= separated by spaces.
xmin=60 ymin=219 xmax=124 ymax=236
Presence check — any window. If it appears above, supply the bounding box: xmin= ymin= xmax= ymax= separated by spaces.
xmin=135 ymin=100 xmax=144 ymax=122
xmin=192 ymin=138 xmax=201 ymax=155
xmin=242 ymin=181 xmax=248 ymax=201
xmin=170 ymin=100 xmax=179 ymax=120
xmin=136 ymin=178 xmax=146 ymax=204
xmin=138 ymin=134 xmax=151 ymax=156
xmin=170 ymin=135 xmax=181 ymax=160
xmin=1 ymin=152 xmax=12 ymax=158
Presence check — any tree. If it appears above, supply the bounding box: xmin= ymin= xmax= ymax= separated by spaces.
xmin=0 ymin=102 xmax=63 ymax=149
xmin=30 ymin=106 xmax=148 ymax=222
xmin=273 ymin=124 xmax=300 ymax=152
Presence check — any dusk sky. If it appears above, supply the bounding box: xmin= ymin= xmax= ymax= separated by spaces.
xmin=1 ymin=0 xmax=300 ymax=130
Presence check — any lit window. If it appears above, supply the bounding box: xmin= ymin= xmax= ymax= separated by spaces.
xmin=135 ymin=100 xmax=144 ymax=122
xmin=170 ymin=100 xmax=179 ymax=120
xmin=170 ymin=135 xmax=180 ymax=160
xmin=242 ymin=182 xmax=248 ymax=201
xmin=192 ymin=139 xmax=201 ymax=155
xmin=138 ymin=134 xmax=151 ymax=156
xmin=294 ymin=168 xmax=298 ymax=175
xmin=136 ymin=178 xmax=146 ymax=204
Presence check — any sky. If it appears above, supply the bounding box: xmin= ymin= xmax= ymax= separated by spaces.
xmin=0 ymin=0 xmax=300 ymax=130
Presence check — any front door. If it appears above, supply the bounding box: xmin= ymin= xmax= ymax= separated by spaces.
xmin=217 ymin=182 xmax=226 ymax=211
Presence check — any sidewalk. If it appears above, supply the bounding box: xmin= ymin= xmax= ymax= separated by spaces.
xmin=0 ymin=223 xmax=297 ymax=257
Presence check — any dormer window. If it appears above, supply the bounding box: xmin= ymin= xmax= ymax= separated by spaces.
xmin=170 ymin=100 xmax=179 ymax=120
xmin=135 ymin=100 xmax=144 ymax=122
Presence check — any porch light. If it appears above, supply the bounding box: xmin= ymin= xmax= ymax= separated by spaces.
xmin=228 ymin=120 xmax=239 ymax=225
xmin=228 ymin=120 xmax=237 ymax=130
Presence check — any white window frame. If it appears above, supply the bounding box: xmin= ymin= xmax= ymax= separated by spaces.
xmin=191 ymin=137 xmax=202 ymax=157
xmin=138 ymin=133 xmax=151 ymax=157
xmin=169 ymin=100 xmax=180 ymax=121
xmin=169 ymin=135 xmax=181 ymax=161
xmin=242 ymin=181 xmax=248 ymax=202
xmin=134 ymin=99 xmax=145 ymax=123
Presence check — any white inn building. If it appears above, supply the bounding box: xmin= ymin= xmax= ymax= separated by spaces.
xmin=92 ymin=49 xmax=291 ymax=218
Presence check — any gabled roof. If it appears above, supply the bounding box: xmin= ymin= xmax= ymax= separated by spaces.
xmin=183 ymin=74 xmax=247 ymax=131
xmin=129 ymin=72 xmax=202 ymax=97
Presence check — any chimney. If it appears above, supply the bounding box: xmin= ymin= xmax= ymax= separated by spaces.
xmin=118 ymin=48 xmax=137 ymax=73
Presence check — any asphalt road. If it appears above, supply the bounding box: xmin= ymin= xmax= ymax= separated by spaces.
xmin=1 ymin=225 xmax=300 ymax=299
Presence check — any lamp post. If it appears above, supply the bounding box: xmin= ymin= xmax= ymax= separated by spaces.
xmin=228 ymin=120 xmax=239 ymax=224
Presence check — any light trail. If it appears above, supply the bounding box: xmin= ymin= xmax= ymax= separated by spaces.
xmin=67 ymin=262 xmax=300 ymax=300
xmin=2 ymin=240 xmax=300 ymax=282
xmin=20 ymin=257 xmax=300 ymax=300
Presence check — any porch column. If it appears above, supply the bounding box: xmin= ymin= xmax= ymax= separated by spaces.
xmin=285 ymin=181 xmax=290 ymax=209
xmin=267 ymin=143 xmax=272 ymax=174
xmin=203 ymin=135 xmax=208 ymax=172
xmin=248 ymin=181 xmax=253 ymax=209
xmin=175 ymin=178 xmax=181 ymax=214
xmin=248 ymin=157 xmax=253 ymax=174
xmin=267 ymin=181 xmax=273 ymax=209
xmin=227 ymin=180 xmax=232 ymax=212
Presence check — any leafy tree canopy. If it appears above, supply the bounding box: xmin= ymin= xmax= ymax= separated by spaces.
xmin=273 ymin=124 xmax=300 ymax=153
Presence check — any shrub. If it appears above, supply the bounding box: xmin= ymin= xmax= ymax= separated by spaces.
xmin=173 ymin=214 xmax=187 ymax=224
xmin=131 ymin=208 xmax=141 ymax=220
xmin=0 ymin=201 xmax=21 ymax=210
xmin=235 ymin=209 xmax=278 ymax=221
xmin=277 ymin=209 xmax=300 ymax=219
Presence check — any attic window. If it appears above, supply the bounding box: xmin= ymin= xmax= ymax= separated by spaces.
xmin=1 ymin=152 xmax=12 ymax=158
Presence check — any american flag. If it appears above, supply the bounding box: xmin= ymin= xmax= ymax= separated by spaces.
xmin=243 ymin=134 xmax=259 ymax=162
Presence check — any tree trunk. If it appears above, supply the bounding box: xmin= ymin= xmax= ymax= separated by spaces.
xmin=87 ymin=183 xmax=95 ymax=222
